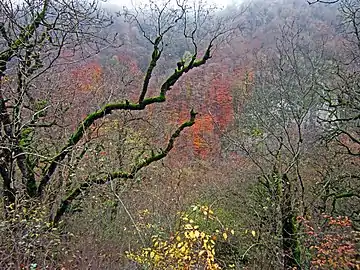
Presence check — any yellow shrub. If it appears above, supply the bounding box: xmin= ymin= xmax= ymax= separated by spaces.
xmin=126 ymin=205 xmax=234 ymax=270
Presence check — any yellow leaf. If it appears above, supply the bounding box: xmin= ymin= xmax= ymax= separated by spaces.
xmin=199 ymin=250 xmax=206 ymax=256
xmin=154 ymin=254 xmax=161 ymax=262
xmin=251 ymin=230 xmax=256 ymax=237
xmin=189 ymin=231 xmax=195 ymax=239
xmin=184 ymin=224 xmax=193 ymax=230
xmin=230 ymin=229 xmax=235 ymax=235
xmin=223 ymin=232 xmax=228 ymax=240
xmin=180 ymin=245 xmax=187 ymax=253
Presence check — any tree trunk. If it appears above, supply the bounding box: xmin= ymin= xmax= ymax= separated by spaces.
xmin=281 ymin=173 xmax=300 ymax=270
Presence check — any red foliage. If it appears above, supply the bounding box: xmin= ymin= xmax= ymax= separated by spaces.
xmin=207 ymin=73 xmax=233 ymax=132
xmin=192 ymin=114 xmax=217 ymax=159
xmin=298 ymin=215 xmax=358 ymax=269
xmin=164 ymin=63 xmax=255 ymax=160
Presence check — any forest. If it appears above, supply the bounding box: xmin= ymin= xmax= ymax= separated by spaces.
xmin=0 ymin=0 xmax=359 ymax=269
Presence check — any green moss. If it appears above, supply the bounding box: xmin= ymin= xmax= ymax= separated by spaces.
xmin=19 ymin=127 xmax=33 ymax=147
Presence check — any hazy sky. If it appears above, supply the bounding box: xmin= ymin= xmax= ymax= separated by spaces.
xmin=106 ymin=0 xmax=238 ymax=8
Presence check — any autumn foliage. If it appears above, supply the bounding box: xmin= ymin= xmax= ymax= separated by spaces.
xmin=126 ymin=205 xmax=235 ymax=270
xmin=71 ymin=62 xmax=102 ymax=92
xmin=298 ymin=215 xmax=359 ymax=269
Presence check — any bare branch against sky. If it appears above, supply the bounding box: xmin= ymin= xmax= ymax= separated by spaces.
xmin=106 ymin=0 xmax=241 ymax=8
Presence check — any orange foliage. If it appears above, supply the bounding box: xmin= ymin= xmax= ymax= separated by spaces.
xmin=192 ymin=114 xmax=216 ymax=159
xmin=166 ymin=65 xmax=256 ymax=160
xmin=71 ymin=62 xmax=102 ymax=92
xmin=207 ymin=74 xmax=233 ymax=132
xmin=298 ymin=215 xmax=359 ymax=269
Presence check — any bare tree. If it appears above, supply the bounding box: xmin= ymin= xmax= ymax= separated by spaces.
xmin=317 ymin=0 xmax=360 ymax=157
xmin=0 ymin=0 xmax=239 ymax=227
xmin=225 ymin=18 xmax=329 ymax=269
xmin=0 ymin=0 xmax=116 ymax=211
xmin=313 ymin=0 xmax=360 ymax=227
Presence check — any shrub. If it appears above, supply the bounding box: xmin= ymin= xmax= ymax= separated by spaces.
xmin=0 ymin=200 xmax=70 ymax=269
xmin=126 ymin=205 xmax=235 ymax=269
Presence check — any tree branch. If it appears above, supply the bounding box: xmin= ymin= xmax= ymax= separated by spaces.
xmin=307 ymin=0 xmax=339 ymax=4
xmin=38 ymin=43 xmax=213 ymax=197
xmin=52 ymin=109 xmax=197 ymax=225
xmin=138 ymin=36 xmax=162 ymax=103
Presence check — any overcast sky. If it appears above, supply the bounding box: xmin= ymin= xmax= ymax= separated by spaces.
xmin=106 ymin=0 xmax=239 ymax=8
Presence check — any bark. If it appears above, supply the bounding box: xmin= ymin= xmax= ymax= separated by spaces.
xmin=281 ymin=173 xmax=300 ymax=269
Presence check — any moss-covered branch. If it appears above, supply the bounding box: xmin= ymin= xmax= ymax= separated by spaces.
xmin=37 ymin=100 xmax=145 ymax=196
xmin=131 ymin=108 xmax=197 ymax=174
xmin=138 ymin=36 xmax=162 ymax=103
xmin=37 ymin=96 xmax=171 ymax=196
xmin=0 ymin=1 xmax=49 ymax=208
xmin=0 ymin=0 xmax=48 ymax=78
xmin=160 ymin=44 xmax=212 ymax=96
xmin=38 ymin=42 xmax=213 ymax=197
xmin=52 ymin=109 xmax=197 ymax=225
